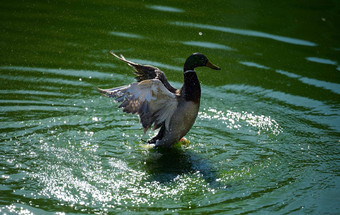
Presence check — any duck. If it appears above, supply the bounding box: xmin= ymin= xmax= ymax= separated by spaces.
xmin=98 ymin=51 xmax=220 ymax=148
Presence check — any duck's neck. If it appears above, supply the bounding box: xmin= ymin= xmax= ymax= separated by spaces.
xmin=182 ymin=70 xmax=201 ymax=103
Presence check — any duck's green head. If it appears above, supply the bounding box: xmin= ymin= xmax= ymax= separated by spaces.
xmin=184 ymin=53 xmax=221 ymax=71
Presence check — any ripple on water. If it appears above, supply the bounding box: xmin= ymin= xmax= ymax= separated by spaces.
xmin=128 ymin=58 xmax=182 ymax=71
xmin=238 ymin=61 xmax=340 ymax=95
xmin=171 ymin=21 xmax=317 ymax=46
xmin=146 ymin=5 xmax=184 ymax=13
xmin=306 ymin=57 xmax=338 ymax=65
xmin=0 ymin=66 xmax=125 ymax=81
xmin=219 ymin=84 xmax=340 ymax=132
xmin=109 ymin=31 xmax=144 ymax=39
xmin=182 ymin=41 xmax=235 ymax=51
xmin=1 ymin=63 xmax=339 ymax=214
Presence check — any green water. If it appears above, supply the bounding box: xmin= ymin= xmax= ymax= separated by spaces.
xmin=1 ymin=0 xmax=340 ymax=214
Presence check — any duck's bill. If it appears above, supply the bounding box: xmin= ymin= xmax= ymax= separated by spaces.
xmin=206 ymin=61 xmax=221 ymax=70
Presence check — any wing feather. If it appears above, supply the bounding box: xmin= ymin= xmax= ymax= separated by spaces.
xmin=110 ymin=51 xmax=177 ymax=93
xmin=98 ymin=79 xmax=178 ymax=132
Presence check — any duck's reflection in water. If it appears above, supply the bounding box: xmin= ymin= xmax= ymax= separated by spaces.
xmin=144 ymin=147 xmax=221 ymax=187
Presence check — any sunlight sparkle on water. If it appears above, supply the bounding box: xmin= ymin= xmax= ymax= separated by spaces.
xmin=199 ymin=108 xmax=282 ymax=135
xmin=29 ymin=151 xmax=219 ymax=209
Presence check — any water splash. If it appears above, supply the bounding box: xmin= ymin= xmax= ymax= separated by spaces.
xmin=199 ymin=108 xmax=283 ymax=136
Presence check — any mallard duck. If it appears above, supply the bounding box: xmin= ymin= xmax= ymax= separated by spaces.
xmin=98 ymin=52 xmax=220 ymax=148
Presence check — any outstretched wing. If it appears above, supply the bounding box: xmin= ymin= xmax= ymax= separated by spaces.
xmin=98 ymin=79 xmax=178 ymax=133
xmin=110 ymin=51 xmax=177 ymax=94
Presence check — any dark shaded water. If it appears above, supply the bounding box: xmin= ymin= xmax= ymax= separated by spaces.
xmin=1 ymin=0 xmax=340 ymax=214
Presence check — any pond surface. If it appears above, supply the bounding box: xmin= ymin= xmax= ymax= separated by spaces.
xmin=1 ymin=0 xmax=340 ymax=214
